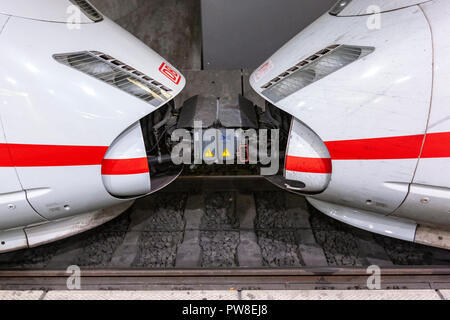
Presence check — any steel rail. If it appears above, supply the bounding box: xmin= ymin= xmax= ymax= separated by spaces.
xmin=1 ymin=266 xmax=449 ymax=277
xmin=1 ymin=267 xmax=449 ymax=290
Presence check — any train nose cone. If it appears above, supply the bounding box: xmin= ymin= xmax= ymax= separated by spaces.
xmin=284 ymin=119 xmax=331 ymax=194
xmin=102 ymin=122 xmax=151 ymax=198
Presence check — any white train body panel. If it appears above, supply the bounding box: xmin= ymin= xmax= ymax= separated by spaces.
xmin=0 ymin=0 xmax=93 ymax=23
xmin=0 ymin=14 xmax=22 ymax=196
xmin=0 ymin=1 xmax=185 ymax=251
xmin=0 ymin=15 xmax=184 ymax=221
xmin=333 ymin=0 xmax=429 ymax=16
xmin=0 ymin=191 xmax=46 ymax=231
xmin=251 ymin=0 xmax=450 ymax=247
xmin=308 ymin=198 xmax=417 ymax=242
xmin=251 ymin=4 xmax=432 ymax=214
xmin=392 ymin=0 xmax=450 ymax=228
xmin=0 ymin=116 xmax=22 ymax=195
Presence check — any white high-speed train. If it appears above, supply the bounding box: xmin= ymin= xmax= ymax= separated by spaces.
xmin=251 ymin=0 xmax=450 ymax=250
xmin=0 ymin=0 xmax=449 ymax=253
xmin=0 ymin=0 xmax=186 ymax=253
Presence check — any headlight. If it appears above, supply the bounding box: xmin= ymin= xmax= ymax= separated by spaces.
xmin=260 ymin=44 xmax=374 ymax=103
xmin=54 ymin=51 xmax=173 ymax=107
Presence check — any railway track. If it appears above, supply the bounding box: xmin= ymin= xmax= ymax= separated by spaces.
xmin=1 ymin=267 xmax=450 ymax=291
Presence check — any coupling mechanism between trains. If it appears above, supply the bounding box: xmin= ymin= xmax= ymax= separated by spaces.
xmin=135 ymin=94 xmax=303 ymax=191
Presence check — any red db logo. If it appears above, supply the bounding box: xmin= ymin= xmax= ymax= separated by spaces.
xmin=159 ymin=62 xmax=181 ymax=85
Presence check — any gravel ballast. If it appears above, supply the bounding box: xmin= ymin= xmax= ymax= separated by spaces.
xmin=2 ymin=188 xmax=450 ymax=269
xmin=308 ymin=204 xmax=367 ymax=266
xmin=131 ymin=193 xmax=187 ymax=267
xmin=72 ymin=209 xmax=132 ymax=267
xmin=254 ymin=192 xmax=304 ymax=267
xmin=200 ymin=192 xmax=240 ymax=267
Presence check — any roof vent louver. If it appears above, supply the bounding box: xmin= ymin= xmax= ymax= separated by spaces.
xmin=54 ymin=51 xmax=173 ymax=107
xmin=70 ymin=0 xmax=103 ymax=22
xmin=260 ymin=44 xmax=374 ymax=103
xmin=329 ymin=0 xmax=353 ymax=16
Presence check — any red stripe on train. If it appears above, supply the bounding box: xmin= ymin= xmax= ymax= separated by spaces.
xmin=0 ymin=143 xmax=108 ymax=167
xmin=286 ymin=132 xmax=450 ymax=173
xmin=0 ymin=144 xmax=14 ymax=167
xmin=325 ymin=134 xmax=424 ymax=160
xmin=101 ymin=158 xmax=149 ymax=175
xmin=285 ymin=156 xmax=332 ymax=174
xmin=421 ymin=132 xmax=450 ymax=158
xmin=2 ymin=132 xmax=450 ymax=171
xmin=324 ymin=132 xmax=450 ymax=160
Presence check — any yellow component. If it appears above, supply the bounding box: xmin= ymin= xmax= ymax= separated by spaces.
xmin=159 ymin=88 xmax=173 ymax=99
xmin=126 ymin=77 xmax=166 ymax=102
xmin=222 ymin=149 xmax=231 ymax=157
xmin=204 ymin=149 xmax=215 ymax=158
